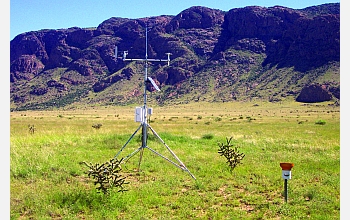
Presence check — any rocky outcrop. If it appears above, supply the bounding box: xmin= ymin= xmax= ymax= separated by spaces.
xmin=92 ymin=67 xmax=134 ymax=92
xmin=10 ymin=4 xmax=340 ymax=109
xmin=156 ymin=67 xmax=194 ymax=85
xmin=165 ymin=6 xmax=224 ymax=31
xmin=10 ymin=4 xmax=339 ymax=81
xmin=329 ymin=86 xmax=340 ymax=99
xmin=30 ymin=87 xmax=48 ymax=96
xmin=218 ymin=5 xmax=340 ymax=71
xmin=47 ymin=80 xmax=66 ymax=92
xmin=10 ymin=55 xmax=45 ymax=82
xmin=296 ymin=84 xmax=333 ymax=103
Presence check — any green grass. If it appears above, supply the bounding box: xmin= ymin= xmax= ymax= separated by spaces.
xmin=10 ymin=101 xmax=340 ymax=219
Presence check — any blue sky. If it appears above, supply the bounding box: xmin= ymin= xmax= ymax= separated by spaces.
xmin=10 ymin=0 xmax=340 ymax=40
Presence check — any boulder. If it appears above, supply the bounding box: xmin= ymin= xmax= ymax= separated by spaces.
xmin=296 ymin=84 xmax=333 ymax=103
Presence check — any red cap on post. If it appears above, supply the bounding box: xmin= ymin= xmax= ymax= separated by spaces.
xmin=280 ymin=163 xmax=294 ymax=170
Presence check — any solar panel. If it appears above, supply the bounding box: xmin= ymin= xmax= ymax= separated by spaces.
xmin=147 ymin=77 xmax=160 ymax=91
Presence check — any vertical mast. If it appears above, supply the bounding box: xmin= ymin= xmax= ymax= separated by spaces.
xmin=114 ymin=25 xmax=195 ymax=179
xmin=144 ymin=26 xmax=148 ymax=117
xmin=142 ymin=26 xmax=148 ymax=149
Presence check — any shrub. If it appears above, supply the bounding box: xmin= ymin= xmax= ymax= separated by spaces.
xmin=83 ymin=158 xmax=128 ymax=194
xmin=28 ymin=124 xmax=35 ymax=134
xmin=218 ymin=137 xmax=245 ymax=172
xmin=315 ymin=119 xmax=326 ymax=125
xmin=202 ymin=133 xmax=214 ymax=140
xmin=92 ymin=123 xmax=102 ymax=129
xmin=214 ymin=117 xmax=222 ymax=122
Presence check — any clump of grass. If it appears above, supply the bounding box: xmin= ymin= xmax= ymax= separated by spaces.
xmin=28 ymin=124 xmax=35 ymax=134
xmin=214 ymin=117 xmax=222 ymax=122
xmin=315 ymin=119 xmax=326 ymax=125
xmin=92 ymin=123 xmax=103 ymax=129
xmin=246 ymin=116 xmax=256 ymax=122
xmin=202 ymin=133 xmax=214 ymax=140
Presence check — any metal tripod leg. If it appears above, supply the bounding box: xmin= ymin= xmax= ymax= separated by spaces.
xmin=114 ymin=123 xmax=196 ymax=180
xmin=114 ymin=124 xmax=142 ymax=160
xmin=137 ymin=147 xmax=145 ymax=172
xmin=114 ymin=123 xmax=147 ymax=172
xmin=121 ymin=146 xmax=142 ymax=164
xmin=148 ymin=124 xmax=196 ymax=180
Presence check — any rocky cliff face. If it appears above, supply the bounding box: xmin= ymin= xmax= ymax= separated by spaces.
xmin=216 ymin=5 xmax=340 ymax=70
xmin=10 ymin=3 xmax=340 ymax=110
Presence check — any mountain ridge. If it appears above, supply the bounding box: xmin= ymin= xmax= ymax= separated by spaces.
xmin=10 ymin=3 xmax=340 ymax=111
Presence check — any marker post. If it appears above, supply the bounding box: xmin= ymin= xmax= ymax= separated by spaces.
xmin=280 ymin=162 xmax=294 ymax=203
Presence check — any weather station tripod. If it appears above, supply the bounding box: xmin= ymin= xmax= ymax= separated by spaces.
xmin=113 ymin=26 xmax=196 ymax=180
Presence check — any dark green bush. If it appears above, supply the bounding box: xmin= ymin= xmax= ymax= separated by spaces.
xmin=83 ymin=158 xmax=128 ymax=194
xmin=202 ymin=133 xmax=214 ymax=140
xmin=218 ymin=137 xmax=245 ymax=172
xmin=315 ymin=120 xmax=326 ymax=125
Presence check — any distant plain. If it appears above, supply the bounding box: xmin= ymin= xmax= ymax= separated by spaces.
xmin=10 ymin=101 xmax=340 ymax=219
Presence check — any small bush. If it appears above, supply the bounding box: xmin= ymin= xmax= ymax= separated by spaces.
xmin=28 ymin=124 xmax=35 ymax=134
xmin=92 ymin=123 xmax=102 ymax=129
xmin=202 ymin=133 xmax=214 ymax=140
xmin=218 ymin=137 xmax=245 ymax=172
xmin=315 ymin=120 xmax=326 ymax=125
xmin=214 ymin=117 xmax=222 ymax=122
xmin=83 ymin=158 xmax=128 ymax=194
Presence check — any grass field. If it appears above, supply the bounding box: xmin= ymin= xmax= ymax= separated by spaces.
xmin=10 ymin=101 xmax=340 ymax=219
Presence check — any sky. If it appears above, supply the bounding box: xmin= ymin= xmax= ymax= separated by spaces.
xmin=10 ymin=0 xmax=341 ymax=40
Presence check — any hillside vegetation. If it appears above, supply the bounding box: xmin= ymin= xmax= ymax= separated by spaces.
xmin=10 ymin=3 xmax=340 ymax=111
